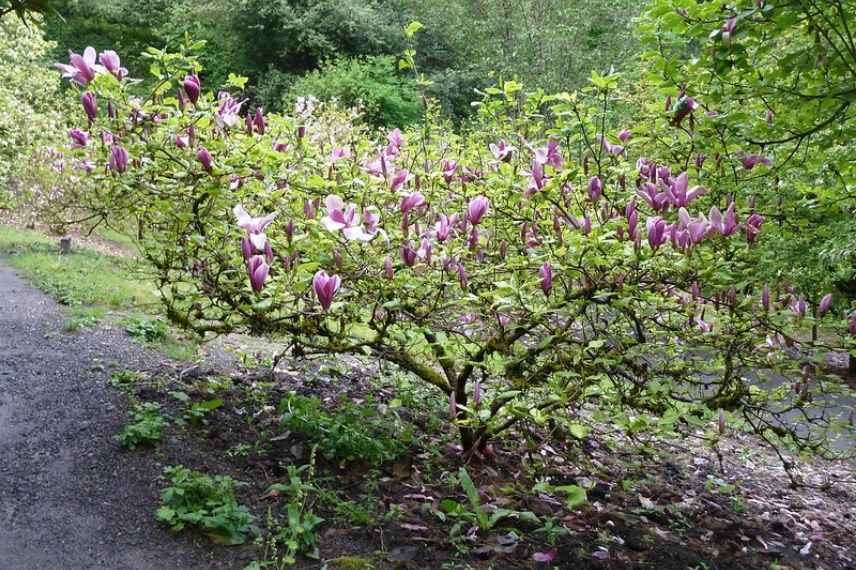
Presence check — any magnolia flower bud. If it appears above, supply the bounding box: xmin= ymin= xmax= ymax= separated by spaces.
xmin=81 ymin=92 xmax=97 ymax=122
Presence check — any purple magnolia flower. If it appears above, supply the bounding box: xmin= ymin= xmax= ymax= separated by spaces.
xmin=665 ymin=172 xmax=705 ymax=207
xmin=196 ymin=147 xmax=213 ymax=172
xmin=646 ymin=217 xmax=668 ymax=249
xmin=673 ymin=95 xmax=699 ymax=127
xmin=400 ymin=241 xmax=418 ymax=267
xmin=489 ymin=139 xmax=515 ymax=162
xmin=56 ymin=47 xmax=100 ymax=85
xmin=457 ymin=263 xmax=468 ymax=290
xmin=434 ymin=214 xmax=453 ymax=242
xmin=721 ymin=16 xmax=737 ymax=45
xmin=618 ymin=129 xmax=632 ymax=143
xmin=98 ymin=50 xmax=127 ymax=80
xmin=744 ymin=213 xmax=764 ymax=243
xmin=636 ymin=182 xmax=669 ymax=211
xmin=587 ymin=176 xmax=603 ymax=201
xmin=247 ymin=255 xmax=270 ymax=293
xmin=525 ymin=160 xmax=546 ymax=198
xmin=312 ymin=270 xmax=341 ymax=311
xmin=390 ymin=169 xmax=411 ymax=192
xmin=442 ymin=159 xmax=458 ymax=184
xmin=387 ymin=128 xmax=404 ymax=151
xmin=183 ymin=75 xmax=201 ymax=104
xmin=81 ymin=92 xmax=97 ymax=122
xmin=791 ymin=295 xmax=807 ymax=318
xmin=741 ymin=154 xmax=772 ymax=170
xmin=539 ymin=262 xmax=553 ymax=296
xmin=330 ymin=147 xmax=351 ymax=163
xmin=233 ymin=204 xmax=277 ymax=234
xmin=819 ymin=293 xmax=833 ymax=316
xmin=253 ymin=108 xmax=266 ymax=134
xmin=108 ymin=145 xmax=129 ymax=173
xmin=467 ymin=196 xmax=490 ymax=225
xmin=383 ymin=255 xmax=394 ymax=279
xmin=175 ymin=135 xmax=189 ymax=148
xmin=598 ymin=134 xmax=624 ymax=156
xmin=68 ymin=129 xmax=89 ymax=148
xmin=320 ymin=195 xmax=376 ymax=242
xmin=215 ymin=91 xmax=246 ymax=129
xmin=709 ymin=203 xmax=739 ymax=236
xmin=534 ymin=139 xmax=563 ymax=169
xmin=762 ymin=284 xmax=771 ymax=311
xmin=400 ymin=192 xmax=425 ymax=215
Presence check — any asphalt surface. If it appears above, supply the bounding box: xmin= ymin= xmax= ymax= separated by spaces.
xmin=0 ymin=262 xmax=230 ymax=570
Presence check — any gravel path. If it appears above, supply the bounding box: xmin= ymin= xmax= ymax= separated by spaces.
xmin=0 ymin=262 xmax=232 ymax=570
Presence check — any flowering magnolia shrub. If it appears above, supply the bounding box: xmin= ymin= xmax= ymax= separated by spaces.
xmin=53 ymin=42 xmax=855 ymax=457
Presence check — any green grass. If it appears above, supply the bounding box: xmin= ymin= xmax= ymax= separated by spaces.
xmin=0 ymin=225 xmax=159 ymax=310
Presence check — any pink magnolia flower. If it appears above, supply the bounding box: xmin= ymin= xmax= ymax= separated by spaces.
xmin=709 ymin=203 xmax=739 ymax=236
xmin=400 ymin=192 xmax=426 ymax=215
xmin=466 ymin=196 xmax=490 ymax=225
xmin=320 ymin=195 xmax=376 ymax=241
xmin=56 ymin=47 xmax=101 ymax=85
xmin=618 ymin=129 xmax=632 ymax=143
xmin=312 ymin=270 xmax=341 ymax=311
xmin=215 ymin=91 xmax=246 ymax=129
xmin=196 ymin=147 xmax=213 ymax=172
xmin=390 ymin=168 xmax=411 ymax=192
xmin=741 ymin=154 xmax=772 ymax=170
xmin=744 ymin=213 xmax=764 ymax=243
xmin=434 ymin=214 xmax=453 ymax=242
xmin=791 ymin=295 xmax=807 ymax=318
xmin=587 ymin=176 xmax=603 ymax=201
xmin=442 ymin=159 xmax=458 ymax=184
xmin=183 ymin=75 xmax=201 ymax=104
xmin=646 ymin=217 xmax=668 ymax=249
xmin=253 ymin=108 xmax=266 ymax=134
xmin=383 ymin=255 xmax=394 ymax=279
xmin=489 ymin=139 xmax=515 ymax=162
xmin=400 ymin=241 xmax=418 ymax=267
xmin=525 ymin=160 xmax=546 ymax=198
xmin=636 ymin=182 xmax=669 ymax=211
xmin=98 ymin=50 xmax=128 ymax=80
xmin=108 ymin=145 xmax=129 ymax=173
xmin=598 ymin=134 xmax=624 ymax=156
xmin=819 ymin=293 xmax=833 ymax=316
xmin=534 ymin=139 xmax=563 ymax=169
xmin=247 ymin=255 xmax=270 ymax=293
xmin=387 ymin=128 xmax=404 ymax=151
xmin=234 ymin=205 xmax=277 ymax=235
xmin=665 ymin=172 xmax=705 ymax=207
xmin=68 ymin=129 xmax=89 ymax=149
xmin=330 ymin=147 xmax=351 ymax=163
xmin=539 ymin=262 xmax=553 ymax=296
xmin=673 ymin=95 xmax=698 ymax=127
xmin=81 ymin=92 xmax=97 ymax=122
xmin=762 ymin=284 xmax=771 ymax=311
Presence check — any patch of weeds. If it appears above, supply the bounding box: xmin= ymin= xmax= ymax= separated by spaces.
xmin=123 ymin=316 xmax=168 ymax=342
xmin=116 ymin=402 xmax=166 ymax=449
xmin=63 ymin=314 xmax=99 ymax=332
xmin=156 ymin=465 xmax=258 ymax=545
xmin=533 ymin=516 xmax=570 ymax=545
xmin=186 ymin=398 xmax=224 ymax=425
xmin=109 ymin=369 xmax=146 ymax=389
xmin=249 ymin=463 xmax=324 ymax=568
xmin=318 ymin=488 xmax=378 ymax=526
xmin=436 ymin=467 xmax=540 ymax=536
xmin=278 ymin=392 xmax=410 ymax=466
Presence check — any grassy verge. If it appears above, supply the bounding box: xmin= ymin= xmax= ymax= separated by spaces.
xmin=0 ymin=224 xmax=196 ymax=359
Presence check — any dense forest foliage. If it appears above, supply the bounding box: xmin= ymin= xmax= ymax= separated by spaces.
xmin=38 ymin=0 xmax=640 ymax=123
